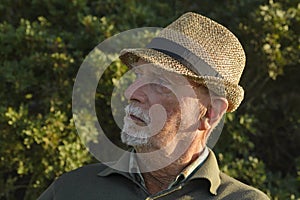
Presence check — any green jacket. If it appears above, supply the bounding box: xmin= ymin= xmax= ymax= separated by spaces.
xmin=38 ymin=150 xmax=269 ymax=200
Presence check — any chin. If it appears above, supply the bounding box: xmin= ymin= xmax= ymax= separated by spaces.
xmin=120 ymin=130 xmax=149 ymax=146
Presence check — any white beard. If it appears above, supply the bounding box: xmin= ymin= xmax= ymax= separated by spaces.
xmin=121 ymin=105 xmax=151 ymax=146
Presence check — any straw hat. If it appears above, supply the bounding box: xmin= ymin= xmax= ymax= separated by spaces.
xmin=119 ymin=12 xmax=246 ymax=112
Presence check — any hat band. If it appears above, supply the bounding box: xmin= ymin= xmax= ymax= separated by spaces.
xmin=146 ymin=37 xmax=222 ymax=78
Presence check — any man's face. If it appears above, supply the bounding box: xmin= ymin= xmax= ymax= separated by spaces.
xmin=121 ymin=62 xmax=209 ymax=152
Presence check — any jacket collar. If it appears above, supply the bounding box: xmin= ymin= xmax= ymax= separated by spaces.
xmin=188 ymin=148 xmax=221 ymax=195
xmin=98 ymin=148 xmax=221 ymax=195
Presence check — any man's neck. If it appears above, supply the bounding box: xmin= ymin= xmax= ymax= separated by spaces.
xmin=139 ymin=148 xmax=205 ymax=194
xmin=134 ymin=132 xmax=208 ymax=194
xmin=143 ymin=159 xmax=189 ymax=194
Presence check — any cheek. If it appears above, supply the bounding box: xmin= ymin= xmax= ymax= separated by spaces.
xmin=148 ymin=92 xmax=180 ymax=117
xmin=177 ymin=98 xmax=207 ymax=131
xmin=149 ymin=113 xmax=181 ymax=147
xmin=162 ymin=94 xmax=181 ymax=116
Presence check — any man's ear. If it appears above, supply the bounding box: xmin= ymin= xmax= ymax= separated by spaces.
xmin=197 ymin=97 xmax=228 ymax=145
xmin=197 ymin=97 xmax=228 ymax=131
xmin=207 ymin=97 xmax=228 ymax=126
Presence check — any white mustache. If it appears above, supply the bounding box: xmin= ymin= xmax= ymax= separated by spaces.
xmin=125 ymin=104 xmax=151 ymax=125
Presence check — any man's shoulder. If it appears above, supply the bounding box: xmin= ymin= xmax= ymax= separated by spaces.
xmin=57 ymin=163 xmax=106 ymax=181
xmin=219 ymin=172 xmax=270 ymax=200
xmin=65 ymin=163 xmax=106 ymax=174
xmin=56 ymin=161 xmax=130 ymax=183
xmin=38 ymin=163 xmax=140 ymax=200
xmin=43 ymin=163 xmax=107 ymax=193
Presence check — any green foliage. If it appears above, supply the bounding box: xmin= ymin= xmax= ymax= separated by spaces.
xmin=0 ymin=0 xmax=299 ymax=199
xmin=255 ymin=0 xmax=299 ymax=79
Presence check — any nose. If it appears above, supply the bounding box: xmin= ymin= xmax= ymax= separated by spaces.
xmin=124 ymin=78 xmax=148 ymax=103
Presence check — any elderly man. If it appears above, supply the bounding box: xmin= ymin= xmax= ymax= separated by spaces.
xmin=39 ymin=12 xmax=269 ymax=199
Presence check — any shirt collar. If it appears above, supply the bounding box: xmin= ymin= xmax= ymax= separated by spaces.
xmin=168 ymin=146 xmax=209 ymax=188
xmin=128 ymin=149 xmax=146 ymax=187
xmin=180 ymin=146 xmax=209 ymax=179
xmin=127 ymin=147 xmax=209 ymax=188
xmin=98 ymin=148 xmax=221 ymax=195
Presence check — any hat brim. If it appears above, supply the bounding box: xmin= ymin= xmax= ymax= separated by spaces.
xmin=119 ymin=48 xmax=244 ymax=112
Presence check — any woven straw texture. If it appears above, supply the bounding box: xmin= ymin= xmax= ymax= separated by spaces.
xmin=119 ymin=12 xmax=246 ymax=112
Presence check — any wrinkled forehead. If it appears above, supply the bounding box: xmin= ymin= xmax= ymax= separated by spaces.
xmin=129 ymin=60 xmax=210 ymax=100
xmin=130 ymin=59 xmax=193 ymax=86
